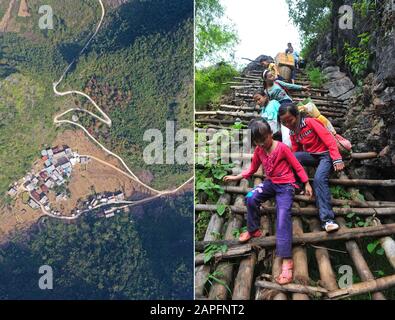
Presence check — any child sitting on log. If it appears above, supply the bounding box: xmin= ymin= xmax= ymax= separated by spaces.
xmin=279 ymin=103 xmax=345 ymax=233
xmin=262 ymin=70 xmax=310 ymax=106
xmin=224 ymin=119 xmax=313 ymax=285
xmin=253 ymin=90 xmax=292 ymax=148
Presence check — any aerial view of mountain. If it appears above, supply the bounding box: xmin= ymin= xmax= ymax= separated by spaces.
xmin=0 ymin=0 xmax=193 ymax=299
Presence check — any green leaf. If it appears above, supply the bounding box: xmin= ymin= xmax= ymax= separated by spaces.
xmin=375 ymin=270 xmax=385 ymax=277
xmin=204 ymin=251 xmax=214 ymax=264
xmin=216 ymin=203 xmax=226 ymax=216
xmin=346 ymin=213 xmax=355 ymax=219
xmin=367 ymin=240 xmax=380 ymax=253
xmin=376 ymin=248 xmax=385 ymax=256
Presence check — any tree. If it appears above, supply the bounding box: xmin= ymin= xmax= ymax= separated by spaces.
xmin=286 ymin=0 xmax=332 ymax=43
xmin=195 ymin=0 xmax=239 ymax=64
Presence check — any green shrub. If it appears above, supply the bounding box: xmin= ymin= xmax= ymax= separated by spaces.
xmin=344 ymin=32 xmax=371 ymax=82
xmin=306 ymin=66 xmax=327 ymax=88
xmin=195 ymin=63 xmax=239 ymax=110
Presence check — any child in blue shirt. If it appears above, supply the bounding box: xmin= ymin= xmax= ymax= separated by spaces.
xmin=253 ymin=90 xmax=292 ymax=148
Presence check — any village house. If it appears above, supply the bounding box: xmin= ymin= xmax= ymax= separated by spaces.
xmin=40 ymin=184 xmax=49 ymax=194
xmin=44 ymin=178 xmax=55 ymax=189
xmin=114 ymin=191 xmax=125 ymax=201
xmin=80 ymin=156 xmax=90 ymax=164
xmin=18 ymin=145 xmax=79 ymax=215
xmin=23 ymin=180 xmax=36 ymax=191
xmin=7 ymin=187 xmax=18 ymax=198
xmin=28 ymin=199 xmax=40 ymax=210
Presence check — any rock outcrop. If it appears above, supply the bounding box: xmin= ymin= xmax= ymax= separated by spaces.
xmin=307 ymin=0 xmax=395 ymax=179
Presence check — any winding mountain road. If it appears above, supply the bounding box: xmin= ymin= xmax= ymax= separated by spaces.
xmin=49 ymin=0 xmax=193 ymax=219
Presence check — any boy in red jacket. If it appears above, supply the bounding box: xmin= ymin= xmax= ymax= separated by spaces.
xmin=279 ymin=103 xmax=345 ymax=232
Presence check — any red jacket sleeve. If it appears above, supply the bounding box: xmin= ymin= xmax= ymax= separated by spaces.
xmin=290 ymin=134 xmax=302 ymax=153
xmin=306 ymin=118 xmax=343 ymax=165
xmin=241 ymin=148 xmax=261 ymax=179
xmin=282 ymin=144 xmax=309 ymax=183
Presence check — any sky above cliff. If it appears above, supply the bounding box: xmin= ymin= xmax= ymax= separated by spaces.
xmin=221 ymin=0 xmax=302 ymax=67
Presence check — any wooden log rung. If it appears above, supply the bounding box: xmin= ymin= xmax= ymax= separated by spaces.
xmin=195 ymin=222 xmax=395 ymax=252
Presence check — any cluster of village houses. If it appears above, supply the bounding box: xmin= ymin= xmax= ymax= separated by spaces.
xmin=7 ymin=145 xmax=90 ymax=216
xmin=82 ymin=191 xmax=126 ymax=218
xmin=7 ymin=145 xmax=128 ymax=219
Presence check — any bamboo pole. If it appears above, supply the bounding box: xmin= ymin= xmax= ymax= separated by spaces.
xmin=199 ymin=152 xmax=379 ymax=163
xmin=195 ymin=203 xmax=395 ymax=217
xmin=202 ymin=109 xmax=346 ymax=119
xmin=208 ymin=215 xmax=243 ymax=300
xmin=340 ymin=172 xmax=395 ymax=270
xmin=195 ymin=223 xmax=395 ymax=252
xmin=195 ymin=118 xmax=249 ymax=125
xmin=327 ymin=275 xmax=395 ymax=299
xmin=369 ymin=219 xmax=395 ymax=270
xmin=291 ymin=216 xmax=310 ymax=300
xmin=234 ymin=76 xmax=261 ymax=81
xmin=195 ymin=191 xmax=232 ymax=298
xmin=232 ymin=148 xmax=259 ymax=300
xmin=336 ymin=217 xmax=386 ymax=300
xmin=232 ymin=253 xmax=257 ymax=300
xmin=307 ymin=218 xmax=339 ymax=291
xmin=219 ymin=105 xmax=259 ymax=112
xmin=219 ymin=185 xmax=395 ymax=207
xmin=195 ymin=244 xmax=251 ymax=266
xmin=255 ymin=280 xmax=328 ymax=297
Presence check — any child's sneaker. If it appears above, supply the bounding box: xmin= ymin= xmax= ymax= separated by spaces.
xmin=323 ymin=220 xmax=340 ymax=233
xmin=239 ymin=229 xmax=262 ymax=243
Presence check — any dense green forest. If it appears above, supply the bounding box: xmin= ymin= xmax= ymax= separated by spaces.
xmin=0 ymin=192 xmax=193 ymax=300
xmin=0 ymin=0 xmax=194 ymax=193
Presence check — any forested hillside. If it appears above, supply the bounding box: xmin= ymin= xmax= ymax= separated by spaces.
xmin=0 ymin=192 xmax=193 ymax=299
xmin=0 ymin=0 xmax=194 ymax=299
xmin=0 ymin=0 xmax=193 ymax=194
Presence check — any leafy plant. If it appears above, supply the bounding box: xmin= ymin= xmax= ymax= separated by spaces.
xmin=353 ymin=0 xmax=376 ymax=18
xmin=232 ymin=226 xmax=247 ymax=238
xmin=216 ymin=203 xmax=228 ymax=216
xmin=345 ymin=213 xmax=373 ymax=228
xmin=204 ymin=244 xmax=228 ymax=264
xmin=210 ymin=231 xmax=223 ymax=240
xmin=374 ymin=270 xmax=385 ymax=277
xmin=330 ymin=186 xmax=351 ymax=200
xmin=207 ymin=270 xmax=232 ymax=294
xmin=195 ymin=211 xmax=211 ymax=241
xmin=195 ymin=63 xmax=239 ymax=109
xmin=306 ymin=66 xmax=327 ymax=88
xmin=367 ymin=239 xmax=385 ymax=256
xmin=231 ymin=122 xmax=247 ymax=130
xmin=196 ymin=177 xmax=224 ymax=202
xmin=344 ymin=33 xmax=371 ymax=81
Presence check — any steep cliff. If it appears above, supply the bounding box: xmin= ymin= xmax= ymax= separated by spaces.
xmin=306 ymin=0 xmax=395 ymax=180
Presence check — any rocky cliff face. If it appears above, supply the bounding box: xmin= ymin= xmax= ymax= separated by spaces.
xmin=308 ymin=0 xmax=395 ymax=179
